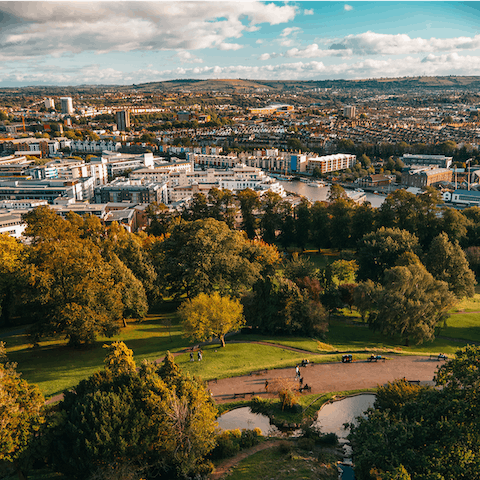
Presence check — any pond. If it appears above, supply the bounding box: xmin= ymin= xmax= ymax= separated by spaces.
xmin=216 ymin=407 xmax=280 ymax=436
xmin=312 ymin=393 xmax=376 ymax=440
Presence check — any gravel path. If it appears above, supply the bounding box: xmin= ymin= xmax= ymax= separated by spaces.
xmin=208 ymin=354 xmax=446 ymax=403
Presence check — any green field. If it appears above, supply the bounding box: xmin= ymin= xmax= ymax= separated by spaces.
xmin=3 ymin=304 xmax=479 ymax=399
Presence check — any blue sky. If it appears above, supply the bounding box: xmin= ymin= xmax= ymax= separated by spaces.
xmin=1 ymin=1 xmax=480 ymax=87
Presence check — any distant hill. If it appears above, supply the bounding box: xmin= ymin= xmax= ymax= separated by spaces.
xmin=2 ymin=76 xmax=480 ymax=95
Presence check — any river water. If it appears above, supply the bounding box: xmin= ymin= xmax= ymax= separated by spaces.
xmin=277 ymin=180 xmax=386 ymax=208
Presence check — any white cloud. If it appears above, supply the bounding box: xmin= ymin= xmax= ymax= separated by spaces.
xmin=218 ymin=43 xmax=243 ymax=51
xmin=330 ymin=31 xmax=480 ymax=55
xmin=304 ymin=9 xmax=314 ymax=16
xmin=0 ymin=1 xmax=297 ymax=61
xmin=280 ymin=27 xmax=302 ymax=38
xmin=175 ymin=51 xmax=203 ymax=64
xmin=256 ymin=39 xmax=264 ymax=44
xmin=344 ymin=4 xmax=353 ymax=11
xmin=259 ymin=53 xmax=271 ymax=61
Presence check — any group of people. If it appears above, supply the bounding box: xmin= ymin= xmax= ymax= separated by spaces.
xmin=189 ymin=349 xmax=202 ymax=362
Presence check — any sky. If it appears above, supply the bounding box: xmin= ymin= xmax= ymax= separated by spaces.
xmin=1 ymin=1 xmax=480 ymax=87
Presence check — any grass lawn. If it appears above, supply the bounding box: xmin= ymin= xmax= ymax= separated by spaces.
xmin=222 ymin=441 xmax=339 ymax=480
xmin=449 ymin=290 xmax=480 ymax=313
xmin=173 ymin=342 xmax=337 ymax=382
xmin=440 ymin=312 xmax=480 ymax=342
xmin=4 ymin=314 xmax=187 ymax=399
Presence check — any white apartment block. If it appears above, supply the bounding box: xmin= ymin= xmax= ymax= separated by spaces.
xmin=71 ymin=139 xmax=121 ymax=153
xmin=130 ymin=161 xmax=192 ymax=183
xmin=60 ymin=97 xmax=74 ymax=115
xmin=305 ymin=154 xmax=357 ymax=174
xmin=44 ymin=98 xmax=55 ymax=110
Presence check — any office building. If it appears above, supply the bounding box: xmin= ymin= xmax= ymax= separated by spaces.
xmin=115 ymin=110 xmax=130 ymax=131
xmin=343 ymin=106 xmax=356 ymax=118
xmin=44 ymin=98 xmax=55 ymax=110
xmin=60 ymin=97 xmax=74 ymax=115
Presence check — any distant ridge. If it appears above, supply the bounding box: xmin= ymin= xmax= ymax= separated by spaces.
xmin=2 ymin=76 xmax=480 ymax=94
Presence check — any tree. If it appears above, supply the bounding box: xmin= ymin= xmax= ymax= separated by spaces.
xmin=294 ymin=198 xmax=312 ymax=250
xmin=350 ymin=346 xmax=480 ymax=480
xmin=369 ymin=262 xmax=455 ymax=345
xmin=237 ymin=189 xmax=260 ymax=239
xmin=0 ymin=342 xmax=44 ymax=480
xmin=425 ymin=232 xmax=476 ymax=298
xmin=46 ymin=344 xmax=217 ymax=480
xmin=357 ymin=227 xmax=421 ymax=281
xmin=153 ymin=218 xmax=279 ymax=299
xmin=179 ymin=292 xmax=245 ymax=347
xmin=27 ymin=238 xmax=124 ymax=346
xmin=260 ymin=191 xmax=282 ymax=244
xmin=243 ymin=274 xmax=328 ymax=337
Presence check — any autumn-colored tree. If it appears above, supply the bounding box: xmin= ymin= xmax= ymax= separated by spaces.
xmin=179 ymin=292 xmax=245 ymax=347
xmin=0 ymin=342 xmax=44 ymax=480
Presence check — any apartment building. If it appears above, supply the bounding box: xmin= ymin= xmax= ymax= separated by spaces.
xmin=129 ymin=160 xmax=192 ymax=182
xmin=401 ymin=154 xmax=453 ymax=169
xmin=305 ymin=154 xmax=357 ymax=174
xmin=94 ymin=178 xmax=168 ymax=205
xmin=401 ymin=166 xmax=452 ymax=187
xmin=60 ymin=97 xmax=74 ymax=115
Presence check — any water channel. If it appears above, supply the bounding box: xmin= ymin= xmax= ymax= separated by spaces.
xmin=277 ymin=180 xmax=387 ymax=208
xmin=216 ymin=394 xmax=376 ymax=479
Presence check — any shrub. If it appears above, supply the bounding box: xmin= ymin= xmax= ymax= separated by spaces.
xmin=279 ymin=388 xmax=298 ymax=411
xmin=240 ymin=429 xmax=262 ymax=449
xmin=297 ymin=437 xmax=315 ymax=451
xmin=277 ymin=441 xmax=293 ymax=455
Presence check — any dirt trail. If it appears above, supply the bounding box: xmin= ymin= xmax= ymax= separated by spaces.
xmin=209 ymin=440 xmax=283 ymax=480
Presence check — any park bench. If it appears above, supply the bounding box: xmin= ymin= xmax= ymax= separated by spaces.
xmin=342 ymin=354 xmax=353 ymax=363
xmin=367 ymin=354 xmax=385 ymax=363
xmin=233 ymin=391 xmax=255 ymax=399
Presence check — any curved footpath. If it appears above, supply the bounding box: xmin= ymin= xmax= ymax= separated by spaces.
xmin=45 ymin=341 xmax=446 ymax=404
xmin=208 ymin=353 xmax=446 ymax=403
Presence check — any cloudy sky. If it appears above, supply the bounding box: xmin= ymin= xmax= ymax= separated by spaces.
xmin=1 ymin=1 xmax=480 ymax=87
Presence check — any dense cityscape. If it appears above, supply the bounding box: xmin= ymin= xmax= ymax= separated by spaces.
xmin=2 ymin=1 xmax=480 ymax=479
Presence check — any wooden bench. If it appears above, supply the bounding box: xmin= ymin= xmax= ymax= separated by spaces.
xmin=367 ymin=355 xmax=385 ymax=363
xmin=233 ymin=391 xmax=255 ymax=399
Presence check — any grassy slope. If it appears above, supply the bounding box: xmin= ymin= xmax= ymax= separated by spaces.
xmin=4 ymin=299 xmax=480 ymax=398
xmin=223 ymin=443 xmax=339 ymax=480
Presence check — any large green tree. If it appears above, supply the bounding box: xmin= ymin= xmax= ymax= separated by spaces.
xmin=350 ymin=346 xmax=480 ymax=480
xmin=0 ymin=342 xmax=44 ymax=480
xmin=357 ymin=227 xmax=421 ymax=281
xmin=153 ymin=218 xmax=279 ymax=299
xmin=178 ymin=292 xmax=245 ymax=347
xmin=46 ymin=344 xmax=217 ymax=480
xmin=368 ymin=262 xmax=455 ymax=345
xmin=424 ymin=232 xmax=476 ymax=298
xmin=237 ymin=188 xmax=260 ymax=239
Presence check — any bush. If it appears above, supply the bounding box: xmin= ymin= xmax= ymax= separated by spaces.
xmin=250 ymin=396 xmax=271 ymax=414
xmin=297 ymin=437 xmax=315 ymax=451
xmin=277 ymin=441 xmax=293 ymax=455
xmin=240 ymin=429 xmax=262 ymax=449
xmin=279 ymin=388 xmax=298 ymax=411
xmin=317 ymin=432 xmax=339 ymax=446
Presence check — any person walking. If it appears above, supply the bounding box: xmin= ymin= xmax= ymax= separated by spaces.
xmin=190 ymin=351 xmax=194 ymax=362
xmin=265 ymin=380 xmax=269 ymax=392
xmin=198 ymin=350 xmax=202 ymax=361
xmin=295 ymin=365 xmax=300 ymax=380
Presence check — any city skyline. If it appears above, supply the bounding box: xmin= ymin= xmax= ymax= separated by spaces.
xmin=1 ymin=1 xmax=480 ymax=87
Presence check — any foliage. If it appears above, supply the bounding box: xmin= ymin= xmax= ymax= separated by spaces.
xmin=211 ymin=428 xmax=262 ymax=460
xmin=350 ymin=346 xmax=480 ymax=480
xmin=237 ymin=189 xmax=260 ymax=239
xmin=0 ymin=342 xmax=44 ymax=479
xmin=374 ymin=379 xmax=423 ymax=413
xmin=45 ymin=344 xmax=218 ymax=480
xmin=368 ymin=263 xmax=455 ymax=345
xmin=357 ymin=227 xmax=421 ymax=281
xmin=424 ymin=232 xmax=476 ymax=298
xmin=178 ymin=292 xmax=245 ymax=347
xmin=153 ymin=218 xmax=279 ymax=299
xmin=243 ymin=274 xmax=328 ymax=337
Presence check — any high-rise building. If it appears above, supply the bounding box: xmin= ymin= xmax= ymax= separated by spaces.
xmin=60 ymin=97 xmax=74 ymax=115
xmin=44 ymin=98 xmax=55 ymax=110
xmin=343 ymin=105 xmax=356 ymax=118
xmin=116 ymin=110 xmax=131 ymax=131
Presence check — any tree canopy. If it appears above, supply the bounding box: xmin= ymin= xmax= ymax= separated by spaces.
xmin=46 ymin=344 xmax=217 ymax=479
xmin=178 ymin=292 xmax=245 ymax=347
